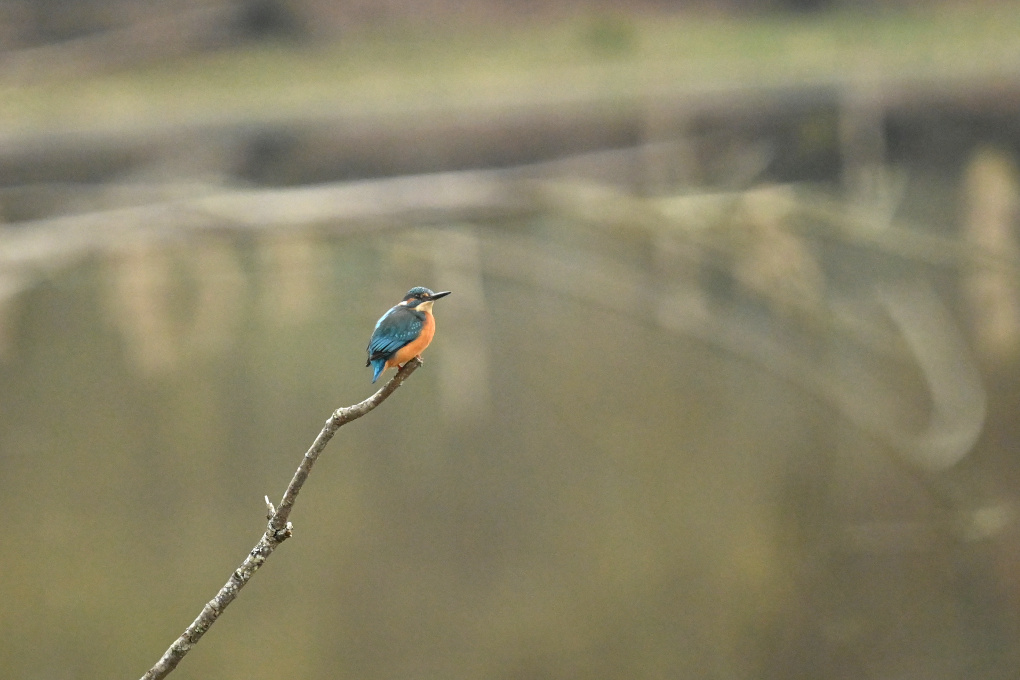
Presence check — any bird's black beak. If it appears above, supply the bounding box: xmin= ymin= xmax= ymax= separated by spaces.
xmin=431 ymin=291 xmax=452 ymax=300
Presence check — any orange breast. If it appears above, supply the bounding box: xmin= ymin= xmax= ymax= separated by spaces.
xmin=385 ymin=311 xmax=436 ymax=368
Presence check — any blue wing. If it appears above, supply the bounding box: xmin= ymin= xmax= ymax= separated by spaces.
xmin=366 ymin=305 xmax=424 ymax=363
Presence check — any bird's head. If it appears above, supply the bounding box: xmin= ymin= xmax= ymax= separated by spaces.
xmin=400 ymin=286 xmax=451 ymax=312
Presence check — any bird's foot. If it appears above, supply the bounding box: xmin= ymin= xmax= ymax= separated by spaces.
xmin=397 ymin=356 xmax=424 ymax=371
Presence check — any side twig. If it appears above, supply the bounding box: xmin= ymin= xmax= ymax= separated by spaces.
xmin=140 ymin=357 xmax=424 ymax=680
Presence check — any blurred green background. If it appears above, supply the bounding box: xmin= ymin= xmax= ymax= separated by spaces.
xmin=2 ymin=1 xmax=1020 ymax=679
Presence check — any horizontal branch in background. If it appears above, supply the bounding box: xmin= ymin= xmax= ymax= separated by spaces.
xmin=4 ymin=165 xmax=1018 ymax=301
xmin=139 ymin=357 xmax=423 ymax=680
xmin=0 ymin=169 xmax=529 ymax=304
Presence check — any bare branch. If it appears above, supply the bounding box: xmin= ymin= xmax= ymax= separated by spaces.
xmin=139 ymin=357 xmax=423 ymax=680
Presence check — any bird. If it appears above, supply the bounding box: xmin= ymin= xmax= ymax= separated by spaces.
xmin=366 ymin=286 xmax=451 ymax=383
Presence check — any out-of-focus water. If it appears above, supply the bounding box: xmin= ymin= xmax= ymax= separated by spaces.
xmin=0 ymin=208 xmax=1017 ymax=679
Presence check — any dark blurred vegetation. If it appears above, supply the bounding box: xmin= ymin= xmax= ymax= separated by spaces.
xmin=0 ymin=0 xmax=884 ymax=49
xmin=2 ymin=2 xmax=1020 ymax=680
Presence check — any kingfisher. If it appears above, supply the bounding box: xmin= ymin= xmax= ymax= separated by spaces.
xmin=366 ymin=286 xmax=451 ymax=383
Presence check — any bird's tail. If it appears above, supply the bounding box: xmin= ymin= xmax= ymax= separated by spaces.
xmin=370 ymin=359 xmax=386 ymax=383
